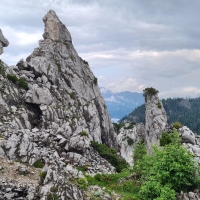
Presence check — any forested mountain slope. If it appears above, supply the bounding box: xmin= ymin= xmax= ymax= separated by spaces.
xmin=120 ymin=97 xmax=200 ymax=135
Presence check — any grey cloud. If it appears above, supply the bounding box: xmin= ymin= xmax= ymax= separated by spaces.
xmin=1 ymin=0 xmax=200 ymax=97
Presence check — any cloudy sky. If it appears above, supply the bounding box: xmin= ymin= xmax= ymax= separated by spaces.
xmin=1 ymin=0 xmax=200 ymax=98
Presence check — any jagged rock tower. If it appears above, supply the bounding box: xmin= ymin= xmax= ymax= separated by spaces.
xmin=144 ymin=92 xmax=168 ymax=152
xmin=0 ymin=10 xmax=118 ymax=199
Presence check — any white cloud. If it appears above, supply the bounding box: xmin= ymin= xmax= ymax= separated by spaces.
xmin=160 ymin=87 xmax=200 ymax=99
xmin=106 ymin=77 xmax=142 ymax=93
xmin=105 ymin=95 xmax=119 ymax=103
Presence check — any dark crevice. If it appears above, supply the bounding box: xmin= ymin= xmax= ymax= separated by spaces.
xmin=25 ymin=102 xmax=42 ymax=128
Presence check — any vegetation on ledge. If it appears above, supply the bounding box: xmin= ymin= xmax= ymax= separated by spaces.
xmin=90 ymin=141 xmax=129 ymax=173
xmin=86 ymin=130 xmax=200 ymax=199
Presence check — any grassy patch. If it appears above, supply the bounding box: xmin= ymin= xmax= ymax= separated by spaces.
xmin=172 ymin=121 xmax=182 ymax=129
xmin=79 ymin=131 xmax=88 ymax=137
xmin=7 ymin=74 xmax=28 ymax=90
xmin=91 ymin=141 xmax=129 ymax=173
xmin=86 ymin=170 xmax=140 ymax=199
xmin=127 ymin=137 xmax=134 ymax=146
xmin=157 ymin=101 xmax=162 ymax=109
xmin=33 ymin=160 xmax=44 ymax=168
xmin=70 ymin=92 xmax=76 ymax=99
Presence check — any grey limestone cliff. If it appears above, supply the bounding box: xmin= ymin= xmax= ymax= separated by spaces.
xmin=144 ymin=93 xmax=168 ymax=152
xmin=0 ymin=10 xmax=117 ymax=199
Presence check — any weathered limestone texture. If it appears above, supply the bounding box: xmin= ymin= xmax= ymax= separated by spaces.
xmin=0 ymin=29 xmax=9 ymax=55
xmin=144 ymin=93 xmax=167 ymax=152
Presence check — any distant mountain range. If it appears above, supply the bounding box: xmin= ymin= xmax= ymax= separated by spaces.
xmin=100 ymin=87 xmax=144 ymax=121
xmin=120 ymin=97 xmax=200 ymax=135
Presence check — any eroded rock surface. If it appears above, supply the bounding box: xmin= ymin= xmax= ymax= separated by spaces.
xmin=0 ymin=10 xmax=116 ymax=199
xmin=145 ymin=93 xmax=168 ymax=152
xmin=0 ymin=29 xmax=9 ymax=55
xmin=117 ymin=123 xmax=145 ymax=165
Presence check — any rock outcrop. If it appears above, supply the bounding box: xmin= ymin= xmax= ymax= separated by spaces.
xmin=0 ymin=10 xmax=117 ymax=199
xmin=0 ymin=29 xmax=9 ymax=55
xmin=144 ymin=93 xmax=168 ymax=152
xmin=117 ymin=123 xmax=145 ymax=165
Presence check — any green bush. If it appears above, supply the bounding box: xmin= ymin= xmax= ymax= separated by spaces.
xmin=137 ymin=144 xmax=200 ymax=199
xmin=91 ymin=141 xmax=128 ymax=172
xmin=7 ymin=74 xmax=29 ymax=90
xmin=160 ymin=130 xmax=182 ymax=147
xmin=33 ymin=160 xmax=44 ymax=168
xmin=18 ymin=78 xmax=29 ymax=90
xmin=76 ymin=164 xmax=90 ymax=172
xmin=127 ymin=137 xmax=134 ymax=146
xmin=77 ymin=178 xmax=88 ymax=190
xmin=94 ymin=77 xmax=98 ymax=85
xmin=157 ymin=101 xmax=162 ymax=109
xmin=50 ymin=186 xmax=58 ymax=193
xmin=83 ymin=60 xmax=88 ymax=65
xmin=79 ymin=131 xmax=88 ymax=137
xmin=133 ymin=141 xmax=147 ymax=165
xmin=70 ymin=92 xmax=76 ymax=99
xmin=143 ymin=87 xmax=159 ymax=97
xmin=7 ymin=74 xmax=18 ymax=83
xmin=40 ymin=171 xmax=47 ymax=180
xmin=172 ymin=121 xmax=182 ymax=129
xmin=112 ymin=123 xmax=125 ymax=134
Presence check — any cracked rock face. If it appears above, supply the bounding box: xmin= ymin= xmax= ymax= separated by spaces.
xmin=0 ymin=10 xmax=117 ymax=199
xmin=0 ymin=29 xmax=9 ymax=55
xmin=144 ymin=93 xmax=168 ymax=152
xmin=117 ymin=123 xmax=145 ymax=165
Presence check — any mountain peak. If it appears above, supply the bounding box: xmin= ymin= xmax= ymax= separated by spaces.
xmin=42 ymin=10 xmax=72 ymax=42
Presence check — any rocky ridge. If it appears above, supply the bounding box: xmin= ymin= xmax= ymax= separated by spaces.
xmin=1 ymin=9 xmax=200 ymax=200
xmin=0 ymin=10 xmax=117 ymax=199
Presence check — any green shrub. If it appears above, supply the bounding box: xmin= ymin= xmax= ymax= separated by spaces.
xmin=94 ymin=77 xmax=98 ymax=85
xmin=127 ymin=137 xmax=134 ymax=146
xmin=157 ymin=101 xmax=162 ymax=109
xmin=79 ymin=131 xmax=88 ymax=137
xmin=70 ymin=92 xmax=76 ymax=99
xmin=50 ymin=186 xmax=58 ymax=193
xmin=91 ymin=141 xmax=129 ymax=172
xmin=112 ymin=123 xmax=125 ymax=134
xmin=18 ymin=78 xmax=29 ymax=90
xmin=7 ymin=74 xmax=18 ymax=83
xmin=137 ymin=144 xmax=200 ymax=199
xmin=172 ymin=121 xmax=182 ymax=129
xmin=143 ymin=87 xmax=159 ymax=97
xmin=33 ymin=160 xmax=44 ymax=168
xmin=160 ymin=130 xmax=182 ymax=147
xmin=133 ymin=141 xmax=147 ymax=165
xmin=7 ymin=74 xmax=29 ymax=90
xmin=77 ymin=178 xmax=88 ymax=190
xmin=76 ymin=164 xmax=90 ymax=172
xmin=83 ymin=60 xmax=88 ymax=65
xmin=40 ymin=171 xmax=47 ymax=180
